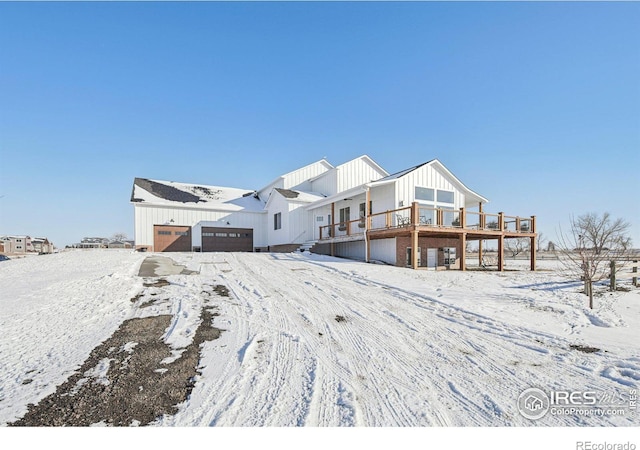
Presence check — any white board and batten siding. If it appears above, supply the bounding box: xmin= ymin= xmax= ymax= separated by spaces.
xmin=395 ymin=164 xmax=465 ymax=209
xmin=310 ymin=170 xmax=338 ymax=197
xmin=311 ymin=157 xmax=387 ymax=197
xmin=134 ymin=204 xmax=267 ymax=249
xmin=370 ymin=183 xmax=396 ymax=215
xmin=336 ymin=157 xmax=387 ymax=192
xmin=259 ymin=160 xmax=333 ymax=200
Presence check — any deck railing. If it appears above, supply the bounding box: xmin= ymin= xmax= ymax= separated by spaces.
xmin=319 ymin=203 xmax=535 ymax=240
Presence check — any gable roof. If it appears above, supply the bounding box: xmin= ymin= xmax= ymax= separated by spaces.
xmin=258 ymin=159 xmax=334 ymax=196
xmin=309 ymin=155 xmax=389 ymax=184
xmin=266 ymin=188 xmax=326 ymax=210
xmin=370 ymin=159 xmax=489 ymax=204
xmin=131 ymin=178 xmax=265 ymax=212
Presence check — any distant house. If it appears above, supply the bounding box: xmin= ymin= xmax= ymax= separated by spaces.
xmin=107 ymin=240 xmax=133 ymax=249
xmin=0 ymin=236 xmax=32 ymax=254
xmin=75 ymin=237 xmax=110 ymax=249
xmin=131 ymin=155 xmax=537 ymax=270
xmin=0 ymin=235 xmax=54 ymax=254
xmin=31 ymin=237 xmax=54 ymax=254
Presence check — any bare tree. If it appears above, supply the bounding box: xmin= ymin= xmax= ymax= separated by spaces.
xmin=111 ymin=232 xmax=128 ymax=242
xmin=557 ymin=212 xmax=632 ymax=309
xmin=505 ymin=238 xmax=528 ymax=258
xmin=536 ymin=232 xmax=547 ymax=252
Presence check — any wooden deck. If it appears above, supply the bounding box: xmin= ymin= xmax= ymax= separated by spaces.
xmin=319 ymin=202 xmax=537 ymax=271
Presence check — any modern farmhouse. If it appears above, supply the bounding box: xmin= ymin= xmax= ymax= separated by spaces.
xmin=131 ymin=155 xmax=537 ymax=270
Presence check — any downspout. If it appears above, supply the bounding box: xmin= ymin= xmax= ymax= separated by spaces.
xmin=364 ymin=185 xmax=370 ymax=263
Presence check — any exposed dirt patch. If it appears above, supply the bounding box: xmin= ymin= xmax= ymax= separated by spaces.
xmin=570 ymin=344 xmax=600 ymax=353
xmin=213 ymin=284 xmax=230 ymax=297
xmin=10 ymin=308 xmax=223 ymax=426
xmin=335 ymin=315 xmax=347 ymax=323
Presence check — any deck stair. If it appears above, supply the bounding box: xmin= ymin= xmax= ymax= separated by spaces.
xmin=297 ymin=240 xmax=318 ymax=253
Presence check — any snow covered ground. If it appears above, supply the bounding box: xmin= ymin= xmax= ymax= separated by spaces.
xmin=0 ymin=250 xmax=638 ymax=428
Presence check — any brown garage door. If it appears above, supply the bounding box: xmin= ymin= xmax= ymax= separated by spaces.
xmin=154 ymin=225 xmax=192 ymax=252
xmin=202 ymin=227 xmax=253 ymax=252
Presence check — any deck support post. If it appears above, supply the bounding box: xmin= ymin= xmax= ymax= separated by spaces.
xmin=331 ymin=202 xmax=335 ymax=257
xmin=530 ymin=215 xmax=537 ymax=271
xmin=498 ymin=235 xmax=505 ymax=272
xmin=411 ymin=229 xmax=419 ymax=270
xmin=365 ymin=188 xmax=371 ymax=263
xmin=478 ymin=203 xmax=483 ymax=268
xmin=460 ymin=232 xmax=467 ymax=271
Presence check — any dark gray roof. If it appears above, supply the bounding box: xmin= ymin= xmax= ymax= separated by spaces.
xmin=131 ymin=178 xmax=204 ymax=204
xmin=274 ymin=188 xmax=300 ymax=199
xmin=374 ymin=160 xmax=434 ymax=182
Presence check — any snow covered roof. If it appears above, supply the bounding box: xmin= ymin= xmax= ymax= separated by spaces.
xmin=274 ymin=188 xmax=326 ymax=203
xmin=131 ymin=178 xmax=265 ymax=212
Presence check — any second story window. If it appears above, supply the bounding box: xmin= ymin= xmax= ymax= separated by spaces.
xmin=274 ymin=212 xmax=282 ymax=230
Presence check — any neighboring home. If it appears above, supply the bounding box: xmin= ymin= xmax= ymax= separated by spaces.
xmin=107 ymin=240 xmax=134 ymax=249
xmin=0 ymin=235 xmax=54 ymax=254
xmin=0 ymin=236 xmax=32 ymax=254
xmin=31 ymin=237 xmax=54 ymax=254
xmin=75 ymin=237 xmax=110 ymax=249
xmin=131 ymin=155 xmax=537 ymax=270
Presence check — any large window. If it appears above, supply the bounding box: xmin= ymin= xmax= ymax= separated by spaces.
xmin=437 ymin=190 xmax=454 ymax=204
xmin=415 ymin=187 xmax=435 ymax=202
xmin=274 ymin=212 xmax=282 ymax=230
xmin=415 ymin=187 xmax=454 ymax=205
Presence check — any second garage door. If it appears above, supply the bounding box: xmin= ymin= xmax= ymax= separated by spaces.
xmin=202 ymin=227 xmax=253 ymax=252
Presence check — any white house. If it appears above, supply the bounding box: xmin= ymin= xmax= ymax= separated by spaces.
xmin=131 ymin=155 xmax=537 ymax=270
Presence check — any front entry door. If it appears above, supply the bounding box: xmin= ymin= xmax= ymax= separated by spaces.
xmin=427 ymin=248 xmax=437 ymax=268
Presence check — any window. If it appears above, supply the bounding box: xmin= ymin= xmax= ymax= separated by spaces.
xmin=437 ymin=190 xmax=454 ymax=204
xmin=274 ymin=212 xmax=282 ymax=230
xmin=339 ymin=207 xmax=350 ymax=224
xmin=215 ymin=232 xmax=227 ymax=237
xmin=202 ymin=232 xmax=215 ymax=237
xmin=158 ymin=230 xmax=172 ymax=235
xmin=415 ymin=187 xmax=435 ymax=202
xmin=316 ymin=216 xmax=324 ymax=222
xmin=359 ymin=202 xmax=372 ymax=221
xmin=175 ymin=231 xmax=189 ymax=236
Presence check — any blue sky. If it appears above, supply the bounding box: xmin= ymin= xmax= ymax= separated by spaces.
xmin=1 ymin=2 xmax=638 ymax=247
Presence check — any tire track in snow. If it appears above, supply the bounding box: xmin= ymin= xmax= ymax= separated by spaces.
xmin=168 ymin=253 xmax=636 ymax=426
xmin=293 ymin=254 xmax=637 ymax=425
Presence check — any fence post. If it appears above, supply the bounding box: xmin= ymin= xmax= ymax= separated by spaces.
xmin=610 ymin=260 xmax=616 ymax=291
xmin=633 ymin=260 xmax=638 ymax=287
